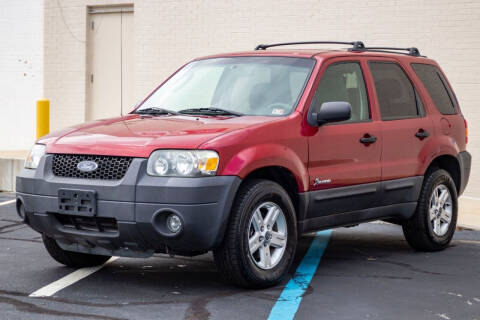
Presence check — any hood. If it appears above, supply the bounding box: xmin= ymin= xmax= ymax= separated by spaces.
xmin=43 ymin=114 xmax=275 ymax=157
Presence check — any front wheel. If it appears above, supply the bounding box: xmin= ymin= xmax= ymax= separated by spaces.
xmin=402 ymin=169 xmax=458 ymax=251
xmin=214 ymin=179 xmax=297 ymax=288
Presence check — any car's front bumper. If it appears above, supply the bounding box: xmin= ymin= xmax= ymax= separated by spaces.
xmin=16 ymin=155 xmax=241 ymax=257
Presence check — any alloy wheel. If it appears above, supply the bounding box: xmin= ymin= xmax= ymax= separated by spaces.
xmin=247 ymin=202 xmax=288 ymax=270
xmin=429 ymin=184 xmax=453 ymax=237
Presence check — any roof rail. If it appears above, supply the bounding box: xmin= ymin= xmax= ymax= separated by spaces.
xmin=254 ymin=41 xmax=365 ymax=51
xmin=359 ymin=47 xmax=421 ymax=57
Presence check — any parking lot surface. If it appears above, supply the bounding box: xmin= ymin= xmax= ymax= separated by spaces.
xmin=1 ymin=192 xmax=479 ymax=320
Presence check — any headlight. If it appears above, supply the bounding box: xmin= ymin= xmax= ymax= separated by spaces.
xmin=25 ymin=144 xmax=46 ymax=169
xmin=147 ymin=150 xmax=219 ymax=177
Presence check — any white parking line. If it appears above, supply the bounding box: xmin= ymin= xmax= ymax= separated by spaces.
xmin=0 ymin=199 xmax=16 ymax=206
xmin=29 ymin=257 xmax=119 ymax=297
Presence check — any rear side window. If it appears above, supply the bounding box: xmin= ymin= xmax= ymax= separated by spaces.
xmin=411 ymin=63 xmax=457 ymax=115
xmin=369 ymin=62 xmax=420 ymax=120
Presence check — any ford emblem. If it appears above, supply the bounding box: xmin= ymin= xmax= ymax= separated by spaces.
xmin=77 ymin=160 xmax=98 ymax=172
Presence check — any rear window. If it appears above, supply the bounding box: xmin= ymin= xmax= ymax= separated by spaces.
xmin=369 ymin=62 xmax=420 ymax=120
xmin=411 ymin=63 xmax=457 ymax=115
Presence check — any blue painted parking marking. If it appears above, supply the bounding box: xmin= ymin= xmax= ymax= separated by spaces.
xmin=267 ymin=230 xmax=332 ymax=320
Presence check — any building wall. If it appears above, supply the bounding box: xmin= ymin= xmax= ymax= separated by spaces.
xmin=0 ymin=0 xmax=44 ymax=150
xmin=44 ymin=0 xmax=480 ymax=196
xmin=44 ymin=0 xmax=128 ymax=132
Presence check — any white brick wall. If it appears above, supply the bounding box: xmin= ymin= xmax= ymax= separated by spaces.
xmin=44 ymin=0 xmax=480 ymax=196
xmin=0 ymin=0 xmax=43 ymax=150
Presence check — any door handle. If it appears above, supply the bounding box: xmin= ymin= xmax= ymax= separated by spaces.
xmin=415 ymin=129 xmax=430 ymax=139
xmin=360 ymin=134 xmax=377 ymax=145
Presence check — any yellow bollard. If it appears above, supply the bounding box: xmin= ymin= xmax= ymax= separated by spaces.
xmin=36 ymin=99 xmax=50 ymax=139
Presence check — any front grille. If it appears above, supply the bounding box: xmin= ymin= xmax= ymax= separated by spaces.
xmin=52 ymin=154 xmax=133 ymax=180
xmin=55 ymin=213 xmax=118 ymax=234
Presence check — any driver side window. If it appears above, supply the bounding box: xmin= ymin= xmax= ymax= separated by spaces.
xmin=311 ymin=62 xmax=370 ymax=123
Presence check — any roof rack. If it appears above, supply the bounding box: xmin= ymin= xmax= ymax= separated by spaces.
xmin=254 ymin=41 xmax=365 ymax=51
xmin=357 ymin=47 xmax=421 ymax=57
xmin=254 ymin=41 xmax=423 ymax=57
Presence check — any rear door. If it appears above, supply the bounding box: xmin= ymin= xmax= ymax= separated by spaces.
xmin=306 ymin=58 xmax=382 ymax=219
xmin=366 ymin=59 xmax=433 ymax=205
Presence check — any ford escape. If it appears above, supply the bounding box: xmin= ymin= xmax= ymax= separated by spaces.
xmin=16 ymin=41 xmax=471 ymax=288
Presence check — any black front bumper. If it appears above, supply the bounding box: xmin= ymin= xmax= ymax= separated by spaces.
xmin=16 ymin=155 xmax=241 ymax=257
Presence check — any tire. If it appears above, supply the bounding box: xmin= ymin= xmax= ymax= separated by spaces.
xmin=402 ymin=169 xmax=458 ymax=251
xmin=214 ymin=179 xmax=297 ymax=289
xmin=43 ymin=235 xmax=111 ymax=268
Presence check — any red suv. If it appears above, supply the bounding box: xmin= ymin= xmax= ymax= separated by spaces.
xmin=16 ymin=41 xmax=471 ymax=288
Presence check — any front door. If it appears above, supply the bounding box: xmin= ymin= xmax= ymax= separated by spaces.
xmin=307 ymin=59 xmax=382 ymax=219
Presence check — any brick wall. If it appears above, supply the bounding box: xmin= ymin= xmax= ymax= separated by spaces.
xmin=0 ymin=0 xmax=43 ymax=150
xmin=44 ymin=0 xmax=480 ymax=196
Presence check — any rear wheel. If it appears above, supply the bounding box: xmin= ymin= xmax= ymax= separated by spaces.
xmin=214 ymin=179 xmax=297 ymax=288
xmin=43 ymin=235 xmax=111 ymax=268
xmin=402 ymin=169 xmax=458 ymax=251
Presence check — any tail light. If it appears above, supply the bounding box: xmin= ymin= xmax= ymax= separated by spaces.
xmin=464 ymin=117 xmax=468 ymax=144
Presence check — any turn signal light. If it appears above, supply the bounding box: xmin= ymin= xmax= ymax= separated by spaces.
xmin=203 ymin=157 xmax=219 ymax=171
xmin=464 ymin=117 xmax=468 ymax=144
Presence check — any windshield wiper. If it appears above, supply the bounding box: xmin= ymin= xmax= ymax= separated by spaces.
xmin=178 ymin=107 xmax=243 ymax=117
xmin=134 ymin=107 xmax=180 ymax=116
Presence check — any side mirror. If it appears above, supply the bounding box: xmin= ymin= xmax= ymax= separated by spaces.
xmin=311 ymin=101 xmax=351 ymax=126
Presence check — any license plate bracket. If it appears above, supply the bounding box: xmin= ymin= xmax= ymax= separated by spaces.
xmin=58 ymin=189 xmax=97 ymax=216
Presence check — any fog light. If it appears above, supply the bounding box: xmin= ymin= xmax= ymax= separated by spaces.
xmin=166 ymin=214 xmax=182 ymax=233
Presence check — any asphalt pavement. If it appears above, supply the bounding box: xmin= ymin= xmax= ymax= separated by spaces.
xmin=1 ymin=192 xmax=479 ymax=320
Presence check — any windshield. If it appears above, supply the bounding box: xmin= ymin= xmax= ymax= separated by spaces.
xmin=136 ymin=57 xmax=315 ymax=116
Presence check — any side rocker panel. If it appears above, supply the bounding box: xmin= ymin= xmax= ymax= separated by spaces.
xmin=299 ymin=203 xmax=418 ymax=233
xmin=298 ymin=176 xmax=423 ymax=233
